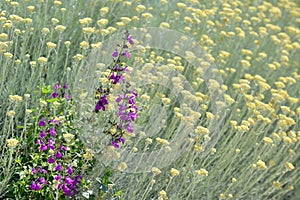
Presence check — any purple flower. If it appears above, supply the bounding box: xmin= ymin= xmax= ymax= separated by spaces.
xmin=112 ymin=50 xmax=118 ymax=57
xmin=110 ymin=73 xmax=124 ymax=84
xmin=49 ymin=127 xmax=56 ymax=136
xmin=39 ymin=130 xmax=46 ymax=138
xmin=40 ymin=142 xmax=48 ymax=151
xmin=63 ymin=83 xmax=69 ymax=89
xmin=65 ymin=176 xmax=74 ymax=185
xmin=127 ymin=123 xmax=134 ymax=133
xmin=55 ymin=173 xmax=61 ymax=180
xmin=49 ymin=117 xmax=59 ymax=124
xmin=112 ymin=139 xmax=119 ymax=149
xmin=95 ymin=95 xmax=108 ymax=112
xmin=59 ymin=144 xmax=68 ymax=151
xmin=38 ymin=177 xmax=47 ymax=185
xmin=124 ymin=50 xmax=131 ymax=58
xmin=63 ymin=184 xmax=72 ymax=196
xmin=48 ymin=138 xmax=55 ymax=150
xmin=127 ymin=35 xmax=134 ymax=45
xmin=56 ymin=150 xmax=62 ymax=159
xmin=119 ymin=137 xmax=125 ymax=144
xmin=52 ymin=91 xmax=58 ymax=98
xmin=55 ymin=162 xmax=62 ymax=171
xmin=32 ymin=167 xmax=38 ymax=174
xmin=48 ymin=155 xmax=55 ymax=164
xmin=30 ymin=181 xmax=42 ymax=191
xmin=40 ymin=167 xmax=48 ymax=174
xmin=38 ymin=117 xmax=46 ymax=127
xmin=67 ymin=166 xmax=73 ymax=175
xmin=66 ymin=94 xmax=70 ymax=99
xmin=54 ymin=82 xmax=60 ymax=90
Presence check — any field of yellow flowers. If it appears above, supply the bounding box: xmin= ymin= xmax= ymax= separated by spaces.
xmin=0 ymin=0 xmax=300 ymax=199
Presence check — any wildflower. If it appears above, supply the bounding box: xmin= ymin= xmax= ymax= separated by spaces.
xmin=48 ymin=155 xmax=55 ymax=164
xmin=257 ymin=160 xmax=267 ymax=170
xmin=6 ymin=110 xmax=15 ymax=117
xmin=55 ymin=25 xmax=66 ymax=32
xmin=197 ymin=168 xmax=208 ymax=176
xmin=39 ymin=118 xmax=46 ymax=127
xmin=7 ymin=138 xmax=19 ymax=148
xmin=170 ymin=168 xmax=180 ymax=178
xmin=285 ymin=162 xmax=295 ymax=170
xmin=152 ymin=167 xmax=162 ymax=175
xmin=63 ymin=133 xmax=74 ymax=143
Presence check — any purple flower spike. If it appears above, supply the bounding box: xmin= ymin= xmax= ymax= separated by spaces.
xmin=49 ymin=127 xmax=56 ymax=137
xmin=48 ymin=155 xmax=55 ymax=164
xmin=38 ymin=117 xmax=46 ymax=127
xmin=112 ymin=49 xmax=118 ymax=57
xmin=127 ymin=35 xmax=134 ymax=45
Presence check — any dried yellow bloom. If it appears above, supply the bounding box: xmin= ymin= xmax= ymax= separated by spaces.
xmin=257 ymin=160 xmax=267 ymax=170
xmin=170 ymin=168 xmax=180 ymax=177
xmin=196 ymin=168 xmax=208 ymax=176
xmin=285 ymin=162 xmax=295 ymax=170
xmin=7 ymin=138 xmax=19 ymax=148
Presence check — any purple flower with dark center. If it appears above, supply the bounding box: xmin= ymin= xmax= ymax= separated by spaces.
xmin=52 ymin=91 xmax=58 ymax=98
xmin=38 ymin=177 xmax=47 ymax=185
xmin=49 ymin=127 xmax=56 ymax=136
xmin=127 ymin=123 xmax=134 ymax=133
xmin=112 ymin=139 xmax=119 ymax=149
xmin=38 ymin=117 xmax=46 ymax=127
xmin=39 ymin=130 xmax=46 ymax=138
xmin=124 ymin=50 xmax=130 ymax=58
xmin=56 ymin=150 xmax=62 ymax=159
xmin=127 ymin=35 xmax=134 ymax=45
xmin=48 ymin=155 xmax=55 ymax=164
xmin=67 ymin=166 xmax=73 ymax=175
xmin=55 ymin=162 xmax=62 ymax=171
xmin=112 ymin=50 xmax=118 ymax=57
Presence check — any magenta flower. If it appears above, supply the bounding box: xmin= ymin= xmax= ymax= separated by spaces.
xmin=127 ymin=35 xmax=134 ymax=45
xmin=39 ymin=130 xmax=46 ymax=138
xmin=67 ymin=166 xmax=73 ymax=175
xmin=54 ymin=82 xmax=61 ymax=90
xmin=66 ymin=94 xmax=71 ymax=99
xmin=48 ymin=155 xmax=55 ymax=164
xmin=55 ymin=162 xmax=62 ymax=171
xmin=124 ymin=50 xmax=130 ymax=58
xmin=40 ymin=142 xmax=48 ymax=151
xmin=49 ymin=127 xmax=56 ymax=136
xmin=38 ymin=117 xmax=46 ymax=127
xmin=52 ymin=91 xmax=58 ymax=98
xmin=112 ymin=50 xmax=118 ymax=57
xmin=56 ymin=150 xmax=62 ymax=159
xmin=126 ymin=123 xmax=134 ymax=133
